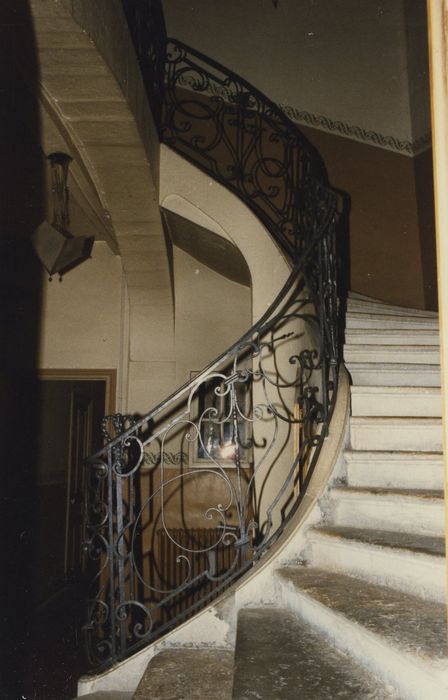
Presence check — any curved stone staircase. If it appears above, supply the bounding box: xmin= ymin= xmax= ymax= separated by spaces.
xmin=79 ymin=293 xmax=446 ymax=698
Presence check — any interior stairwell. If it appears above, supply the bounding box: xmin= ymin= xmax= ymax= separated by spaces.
xmin=54 ymin=3 xmax=448 ymax=698
xmin=78 ymin=293 xmax=446 ymax=699
xmin=142 ymin=294 xmax=445 ymax=699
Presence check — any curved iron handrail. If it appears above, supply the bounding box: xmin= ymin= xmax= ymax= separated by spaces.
xmin=162 ymin=38 xmax=329 ymax=261
xmin=82 ymin=2 xmax=340 ymax=672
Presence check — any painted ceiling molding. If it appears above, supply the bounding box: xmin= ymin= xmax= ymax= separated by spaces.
xmin=279 ymin=104 xmax=432 ymax=157
xmin=175 ymin=75 xmax=431 ymax=156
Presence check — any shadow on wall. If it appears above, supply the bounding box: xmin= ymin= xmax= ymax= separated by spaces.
xmin=0 ymin=0 xmax=43 ymax=696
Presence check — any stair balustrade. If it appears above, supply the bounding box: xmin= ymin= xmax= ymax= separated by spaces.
xmin=82 ymin=0 xmax=340 ymax=671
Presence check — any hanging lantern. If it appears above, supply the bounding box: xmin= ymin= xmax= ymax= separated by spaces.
xmin=32 ymin=152 xmax=94 ymax=280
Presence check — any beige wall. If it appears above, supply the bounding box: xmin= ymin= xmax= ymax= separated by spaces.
xmin=173 ymin=247 xmax=252 ymax=386
xmin=159 ymin=145 xmax=303 ymax=529
xmin=34 ymin=0 xmax=176 ymax=417
xmin=39 ymin=241 xmax=126 ymax=405
xmin=301 ymin=125 xmax=436 ymax=309
xmin=163 ymin=0 xmax=430 ymax=152
xmin=160 ymin=146 xmax=290 ymax=320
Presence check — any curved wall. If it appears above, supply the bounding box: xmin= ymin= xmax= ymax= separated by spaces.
xmin=159 ymin=144 xmax=311 ymax=532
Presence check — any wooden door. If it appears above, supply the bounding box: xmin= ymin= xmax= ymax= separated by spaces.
xmin=65 ymin=391 xmax=93 ymax=578
xmin=35 ymin=377 xmax=108 ymax=604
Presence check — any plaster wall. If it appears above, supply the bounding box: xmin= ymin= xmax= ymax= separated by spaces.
xmin=162 ymin=0 xmax=430 ymax=151
xmin=173 ymin=246 xmax=251 ymax=386
xmin=38 ymin=241 xmax=126 ymax=401
xmin=29 ymin=0 xmax=177 ymax=416
xmin=159 ymin=145 xmax=303 ymax=531
xmin=159 ymin=146 xmax=290 ymax=320
xmin=300 ymin=125 xmax=436 ymax=309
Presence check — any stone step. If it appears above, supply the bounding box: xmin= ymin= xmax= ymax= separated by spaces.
xmin=345 ymin=328 xmax=440 ymax=345
xmin=70 ymin=694 xmax=133 ymax=700
xmin=348 ymin=291 xmax=388 ymax=302
xmin=232 ymin=607 xmax=396 ymax=699
xmin=350 ymin=416 xmax=443 ymax=451
xmin=347 ymin=363 xmax=441 ymax=387
xmin=347 ymin=298 xmax=438 ymax=318
xmin=276 ymin=566 xmax=448 ymax=700
xmin=346 ymin=313 xmax=438 ymax=330
xmin=344 ymin=450 xmax=444 ymax=490
xmin=350 ymin=386 xmax=442 ymax=417
xmin=306 ymin=526 xmax=446 ymax=602
xmin=133 ymin=648 xmax=234 ymax=700
xmin=344 ymin=344 xmax=440 ymax=365
xmin=348 ymin=291 xmax=387 ymax=302
xmin=327 ymin=486 xmax=445 ymax=536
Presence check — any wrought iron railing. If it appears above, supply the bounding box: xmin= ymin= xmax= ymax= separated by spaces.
xmin=82 ymin=1 xmax=340 ymax=671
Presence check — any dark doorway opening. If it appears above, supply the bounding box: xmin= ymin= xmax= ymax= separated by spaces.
xmin=21 ymin=371 xmax=115 ymax=700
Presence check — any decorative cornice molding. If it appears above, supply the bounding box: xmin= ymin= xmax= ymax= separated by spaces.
xmin=174 ymin=74 xmax=431 ymax=156
xmin=279 ymin=104 xmax=432 ymax=156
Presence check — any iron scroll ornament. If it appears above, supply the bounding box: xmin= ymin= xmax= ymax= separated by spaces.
xmin=82 ymin=216 xmax=339 ymax=669
xmin=82 ymin=2 xmax=340 ymax=671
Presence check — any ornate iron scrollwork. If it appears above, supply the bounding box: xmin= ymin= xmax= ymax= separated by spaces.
xmin=83 ymin=2 xmax=340 ymax=671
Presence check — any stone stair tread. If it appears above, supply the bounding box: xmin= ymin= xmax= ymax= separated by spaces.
xmin=350 ymin=385 xmax=441 ymax=395
xmin=350 ymin=415 xmax=442 ymax=424
xmin=70 ymin=694 xmax=133 ymax=700
xmin=347 ymin=291 xmax=388 ymax=302
xmin=134 ymin=648 xmax=234 ymax=700
xmin=347 ymin=299 xmax=438 ymax=318
xmin=349 ymin=416 xmax=443 ymax=450
xmin=346 ymin=327 xmax=439 ymax=337
xmin=276 ymin=566 xmax=448 ymax=663
xmin=347 ymin=293 xmax=438 ymax=316
xmin=310 ymin=525 xmax=445 ymax=557
xmin=344 ymin=345 xmax=440 ymax=364
xmin=346 ymin=363 xmax=441 ymax=387
xmin=345 ymin=343 xmax=440 ymax=349
xmin=344 ymin=450 xmax=444 ymax=490
xmin=350 ymin=385 xmax=442 ymax=417
xmin=344 ymin=449 xmax=443 ymax=461
xmin=347 ymin=306 xmax=438 ymax=320
xmin=346 ymin=330 xmax=440 ymax=346
xmin=347 ymin=362 xmax=441 ymax=371
xmin=331 ymin=485 xmax=444 ymax=500
xmin=232 ymin=607 xmax=397 ymax=699
xmin=347 ymin=309 xmax=438 ymax=320
xmin=346 ymin=312 xmax=438 ymax=324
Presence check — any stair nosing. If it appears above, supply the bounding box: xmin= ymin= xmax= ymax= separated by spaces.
xmin=276 ymin=565 xmax=448 ymax=665
xmin=309 ymin=525 xmax=446 ymax=558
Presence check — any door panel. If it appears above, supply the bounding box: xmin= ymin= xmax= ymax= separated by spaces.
xmin=35 ymin=378 xmax=106 ymax=605
xmin=65 ymin=392 xmax=92 ymax=577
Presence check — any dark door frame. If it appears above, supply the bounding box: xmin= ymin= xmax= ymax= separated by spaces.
xmin=37 ymin=369 xmax=117 ymax=585
xmin=38 ymin=368 xmax=117 ymax=415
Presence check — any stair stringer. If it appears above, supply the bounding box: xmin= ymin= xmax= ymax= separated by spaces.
xmin=76 ymin=367 xmax=350 ymax=696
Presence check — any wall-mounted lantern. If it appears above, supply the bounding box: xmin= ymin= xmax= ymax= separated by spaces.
xmin=32 ymin=152 xmax=94 ymax=281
